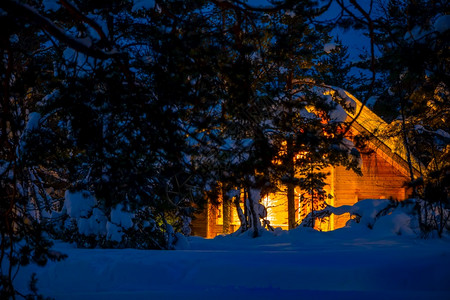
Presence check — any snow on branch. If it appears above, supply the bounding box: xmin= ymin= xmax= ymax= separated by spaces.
xmin=1 ymin=0 xmax=122 ymax=60
xmin=58 ymin=0 xmax=109 ymax=45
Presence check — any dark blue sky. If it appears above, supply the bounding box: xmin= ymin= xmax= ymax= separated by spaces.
xmin=247 ymin=0 xmax=371 ymax=61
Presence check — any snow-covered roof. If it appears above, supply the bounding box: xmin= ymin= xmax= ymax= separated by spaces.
xmin=339 ymin=90 xmax=422 ymax=178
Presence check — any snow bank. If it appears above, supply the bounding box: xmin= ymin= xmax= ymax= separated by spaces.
xmin=16 ymin=196 xmax=450 ymax=299
xmin=348 ymin=199 xmax=393 ymax=229
xmin=349 ymin=199 xmax=419 ymax=237
xmin=374 ymin=210 xmax=415 ymax=236
xmin=297 ymin=198 xmax=427 ymax=239
xmin=13 ymin=196 xmax=450 ymax=299
xmin=14 ymin=221 xmax=450 ymax=300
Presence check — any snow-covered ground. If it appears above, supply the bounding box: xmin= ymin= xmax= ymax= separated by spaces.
xmin=14 ymin=226 xmax=450 ymax=299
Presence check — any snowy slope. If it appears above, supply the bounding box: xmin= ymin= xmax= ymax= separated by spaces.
xmin=14 ymin=227 xmax=450 ymax=299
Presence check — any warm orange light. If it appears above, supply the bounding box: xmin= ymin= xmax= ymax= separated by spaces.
xmin=295 ymin=151 xmax=308 ymax=160
xmin=262 ymin=195 xmax=274 ymax=223
xmin=323 ymin=131 xmax=334 ymax=137
xmin=273 ymin=140 xmax=309 ymax=165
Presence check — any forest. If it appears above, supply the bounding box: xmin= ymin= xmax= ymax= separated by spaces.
xmin=0 ymin=0 xmax=449 ymax=298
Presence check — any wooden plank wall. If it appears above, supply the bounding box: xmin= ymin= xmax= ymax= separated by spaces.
xmin=191 ymin=193 xmax=248 ymax=238
xmin=191 ymin=209 xmax=208 ymax=238
xmin=191 ymin=148 xmax=413 ymax=236
xmin=332 ymin=150 xmax=411 ymax=228
xmin=334 ymin=151 xmax=409 ymax=205
xmin=263 ymin=192 xmax=289 ymax=230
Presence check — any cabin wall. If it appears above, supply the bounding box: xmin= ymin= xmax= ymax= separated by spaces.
xmin=191 ymin=194 xmax=243 ymax=238
xmin=332 ymin=150 xmax=411 ymax=228
xmin=262 ymin=192 xmax=290 ymax=230
xmin=191 ymin=208 xmax=208 ymax=238
xmin=334 ymin=151 xmax=410 ymax=203
xmin=191 ymin=146 xmax=413 ymax=237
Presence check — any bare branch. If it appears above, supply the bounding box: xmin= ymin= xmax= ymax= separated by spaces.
xmin=59 ymin=0 xmax=109 ymax=45
xmin=0 ymin=0 xmax=122 ymax=60
xmin=334 ymin=0 xmax=377 ymax=136
xmin=335 ymin=0 xmax=368 ymax=25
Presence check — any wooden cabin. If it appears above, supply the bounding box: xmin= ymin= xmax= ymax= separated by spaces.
xmin=191 ymin=91 xmax=421 ymax=238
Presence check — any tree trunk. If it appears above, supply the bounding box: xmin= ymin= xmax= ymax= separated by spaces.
xmin=247 ymin=187 xmax=261 ymax=237
xmin=287 ymin=183 xmax=296 ymax=229
xmin=400 ymin=101 xmax=416 ymax=194
xmin=234 ymin=189 xmax=246 ymax=232
xmin=222 ymin=186 xmax=231 ymax=234
xmin=286 ymin=136 xmax=296 ymax=230
xmin=310 ymin=191 xmax=315 ymax=229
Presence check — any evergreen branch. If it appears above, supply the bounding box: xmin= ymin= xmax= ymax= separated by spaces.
xmin=0 ymin=0 xmax=122 ymax=60
xmin=334 ymin=0 xmax=377 ymax=137
xmin=59 ymin=0 xmax=109 ymax=45
xmin=335 ymin=0 xmax=368 ymax=26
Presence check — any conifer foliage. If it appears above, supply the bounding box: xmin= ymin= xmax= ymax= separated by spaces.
xmin=1 ymin=0 xmax=447 ymax=297
xmin=329 ymin=0 xmax=449 ymax=237
xmin=337 ymin=0 xmax=450 ymax=236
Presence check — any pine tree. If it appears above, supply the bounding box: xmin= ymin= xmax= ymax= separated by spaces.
xmin=377 ymin=0 xmax=449 ymax=237
xmin=0 ymin=2 xmax=71 ymax=296
xmin=256 ymin=4 xmax=362 ymax=229
xmin=336 ymin=0 xmax=449 ymax=236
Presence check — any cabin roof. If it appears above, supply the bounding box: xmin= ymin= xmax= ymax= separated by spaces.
xmin=341 ymin=90 xmax=422 ymax=178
